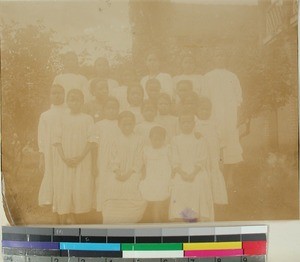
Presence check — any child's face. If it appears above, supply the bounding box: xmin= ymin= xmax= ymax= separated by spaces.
xmin=157 ymin=98 xmax=170 ymax=115
xmin=146 ymin=54 xmax=159 ymax=73
xmin=119 ymin=117 xmax=135 ymax=136
xmin=128 ymin=89 xmax=143 ymax=106
xmin=197 ymin=103 xmax=212 ymax=120
xmin=182 ymin=56 xmax=195 ymax=74
xmin=94 ymin=58 xmax=109 ymax=77
xmin=94 ymin=82 xmax=109 ymax=101
xmin=67 ymin=93 xmax=83 ymax=113
xmin=50 ymin=87 xmax=65 ymax=105
xmin=142 ymin=105 xmax=156 ymax=122
xmin=150 ymin=133 xmax=165 ymax=149
xmin=104 ymin=101 xmax=119 ymax=120
xmin=179 ymin=115 xmax=195 ymax=134
xmin=176 ymin=83 xmax=193 ymax=100
xmin=146 ymin=83 xmax=160 ymax=102
xmin=183 ymin=97 xmax=197 ymax=114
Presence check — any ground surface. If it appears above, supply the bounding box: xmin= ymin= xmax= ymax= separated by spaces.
xmin=2 ymin=151 xmax=299 ymax=225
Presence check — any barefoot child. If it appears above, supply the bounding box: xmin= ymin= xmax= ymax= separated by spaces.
xmin=169 ymin=113 xmax=214 ymax=222
xmin=38 ymin=85 xmax=65 ymax=208
xmin=102 ymin=111 xmax=146 ymax=224
xmin=53 ymin=89 xmax=95 ymax=224
xmin=139 ymin=126 xmax=172 ymax=222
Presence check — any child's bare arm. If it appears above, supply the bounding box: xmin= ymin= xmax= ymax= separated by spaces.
xmin=54 ymin=143 xmax=73 ymax=167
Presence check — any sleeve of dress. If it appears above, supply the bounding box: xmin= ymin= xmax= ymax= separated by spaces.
xmin=233 ymin=74 xmax=242 ymax=107
xmin=195 ymin=138 xmax=208 ymax=169
xmin=171 ymin=138 xmax=180 ymax=169
xmin=133 ymin=137 xmax=144 ymax=173
xmin=37 ymin=114 xmax=45 ymax=153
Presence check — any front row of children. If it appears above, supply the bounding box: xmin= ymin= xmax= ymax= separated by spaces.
xmin=38 ymin=84 xmax=228 ymax=224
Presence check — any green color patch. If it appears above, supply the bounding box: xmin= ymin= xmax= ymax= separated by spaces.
xmin=122 ymin=243 xmax=183 ymax=251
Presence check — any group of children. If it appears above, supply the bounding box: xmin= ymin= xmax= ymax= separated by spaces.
xmin=38 ymin=51 xmax=243 ymax=224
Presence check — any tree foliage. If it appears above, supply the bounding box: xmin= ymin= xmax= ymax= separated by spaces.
xmin=1 ymin=21 xmax=62 ymax=143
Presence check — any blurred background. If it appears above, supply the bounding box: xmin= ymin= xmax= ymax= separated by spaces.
xmin=1 ymin=0 xmax=298 ymax=224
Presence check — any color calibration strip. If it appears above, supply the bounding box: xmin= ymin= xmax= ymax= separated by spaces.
xmin=2 ymin=226 xmax=267 ymax=262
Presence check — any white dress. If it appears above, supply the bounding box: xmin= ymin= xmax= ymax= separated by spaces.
xmin=169 ymin=134 xmax=214 ymax=221
xmin=202 ymin=69 xmax=243 ymax=164
xmin=173 ymin=74 xmax=203 ymax=96
xmin=90 ymin=119 xmax=120 ymax=211
xmin=37 ymin=105 xmax=66 ymax=206
xmin=139 ymin=146 xmax=172 ymax=201
xmin=102 ymin=133 xmax=146 ymax=224
xmin=53 ymin=73 xmax=90 ymax=103
xmin=52 ymin=112 xmax=94 ymax=215
xmin=141 ymin=73 xmax=174 ymax=100
xmin=195 ymin=119 xmax=228 ymax=205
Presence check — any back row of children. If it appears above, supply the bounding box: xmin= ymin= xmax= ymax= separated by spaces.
xmin=38 ymin=51 xmax=243 ymax=224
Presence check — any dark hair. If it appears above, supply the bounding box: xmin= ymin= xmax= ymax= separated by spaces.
xmin=198 ymin=96 xmax=212 ymax=109
xmin=127 ymin=83 xmax=144 ymax=96
xmin=149 ymin=126 xmax=166 ymax=139
xmin=118 ymin=110 xmax=136 ymax=124
xmin=104 ymin=97 xmax=120 ymax=109
xmin=182 ymin=91 xmax=200 ymax=105
xmin=176 ymin=79 xmax=193 ymax=89
xmin=145 ymin=78 xmax=161 ymax=90
xmin=90 ymin=78 xmax=108 ymax=95
xmin=51 ymin=84 xmax=64 ymax=93
xmin=141 ymin=99 xmax=157 ymax=112
xmin=67 ymin=89 xmax=84 ymax=102
xmin=158 ymin=93 xmax=172 ymax=104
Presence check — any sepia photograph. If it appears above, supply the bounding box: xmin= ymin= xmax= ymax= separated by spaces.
xmin=1 ymin=0 xmax=298 ymax=225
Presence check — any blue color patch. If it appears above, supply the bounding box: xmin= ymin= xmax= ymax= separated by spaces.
xmin=59 ymin=242 xmax=121 ymax=251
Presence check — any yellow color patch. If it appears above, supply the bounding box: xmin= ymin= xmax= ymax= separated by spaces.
xmin=183 ymin=242 xmax=242 ymax=250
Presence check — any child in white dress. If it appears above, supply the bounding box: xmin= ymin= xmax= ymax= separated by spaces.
xmin=102 ymin=111 xmax=146 ymax=224
xmin=173 ymin=54 xmax=203 ymax=96
xmin=38 ymin=85 xmax=65 ymax=207
xmin=139 ymin=126 xmax=172 ymax=222
xmin=53 ymin=89 xmax=95 ymax=224
xmin=135 ymin=100 xmax=158 ymax=145
xmin=53 ymin=52 xmax=90 ymax=103
xmin=195 ymin=97 xmax=228 ymax=205
xmin=83 ymin=78 xmax=109 ymax=122
xmin=125 ymin=84 xmax=144 ymax=125
xmin=156 ymin=93 xmax=179 ymax=143
xmin=90 ymin=97 xmax=120 ymax=213
xmin=174 ymin=80 xmax=194 ymax=114
xmin=141 ymin=52 xmax=174 ymax=99
xmin=170 ymin=113 xmax=214 ymax=222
